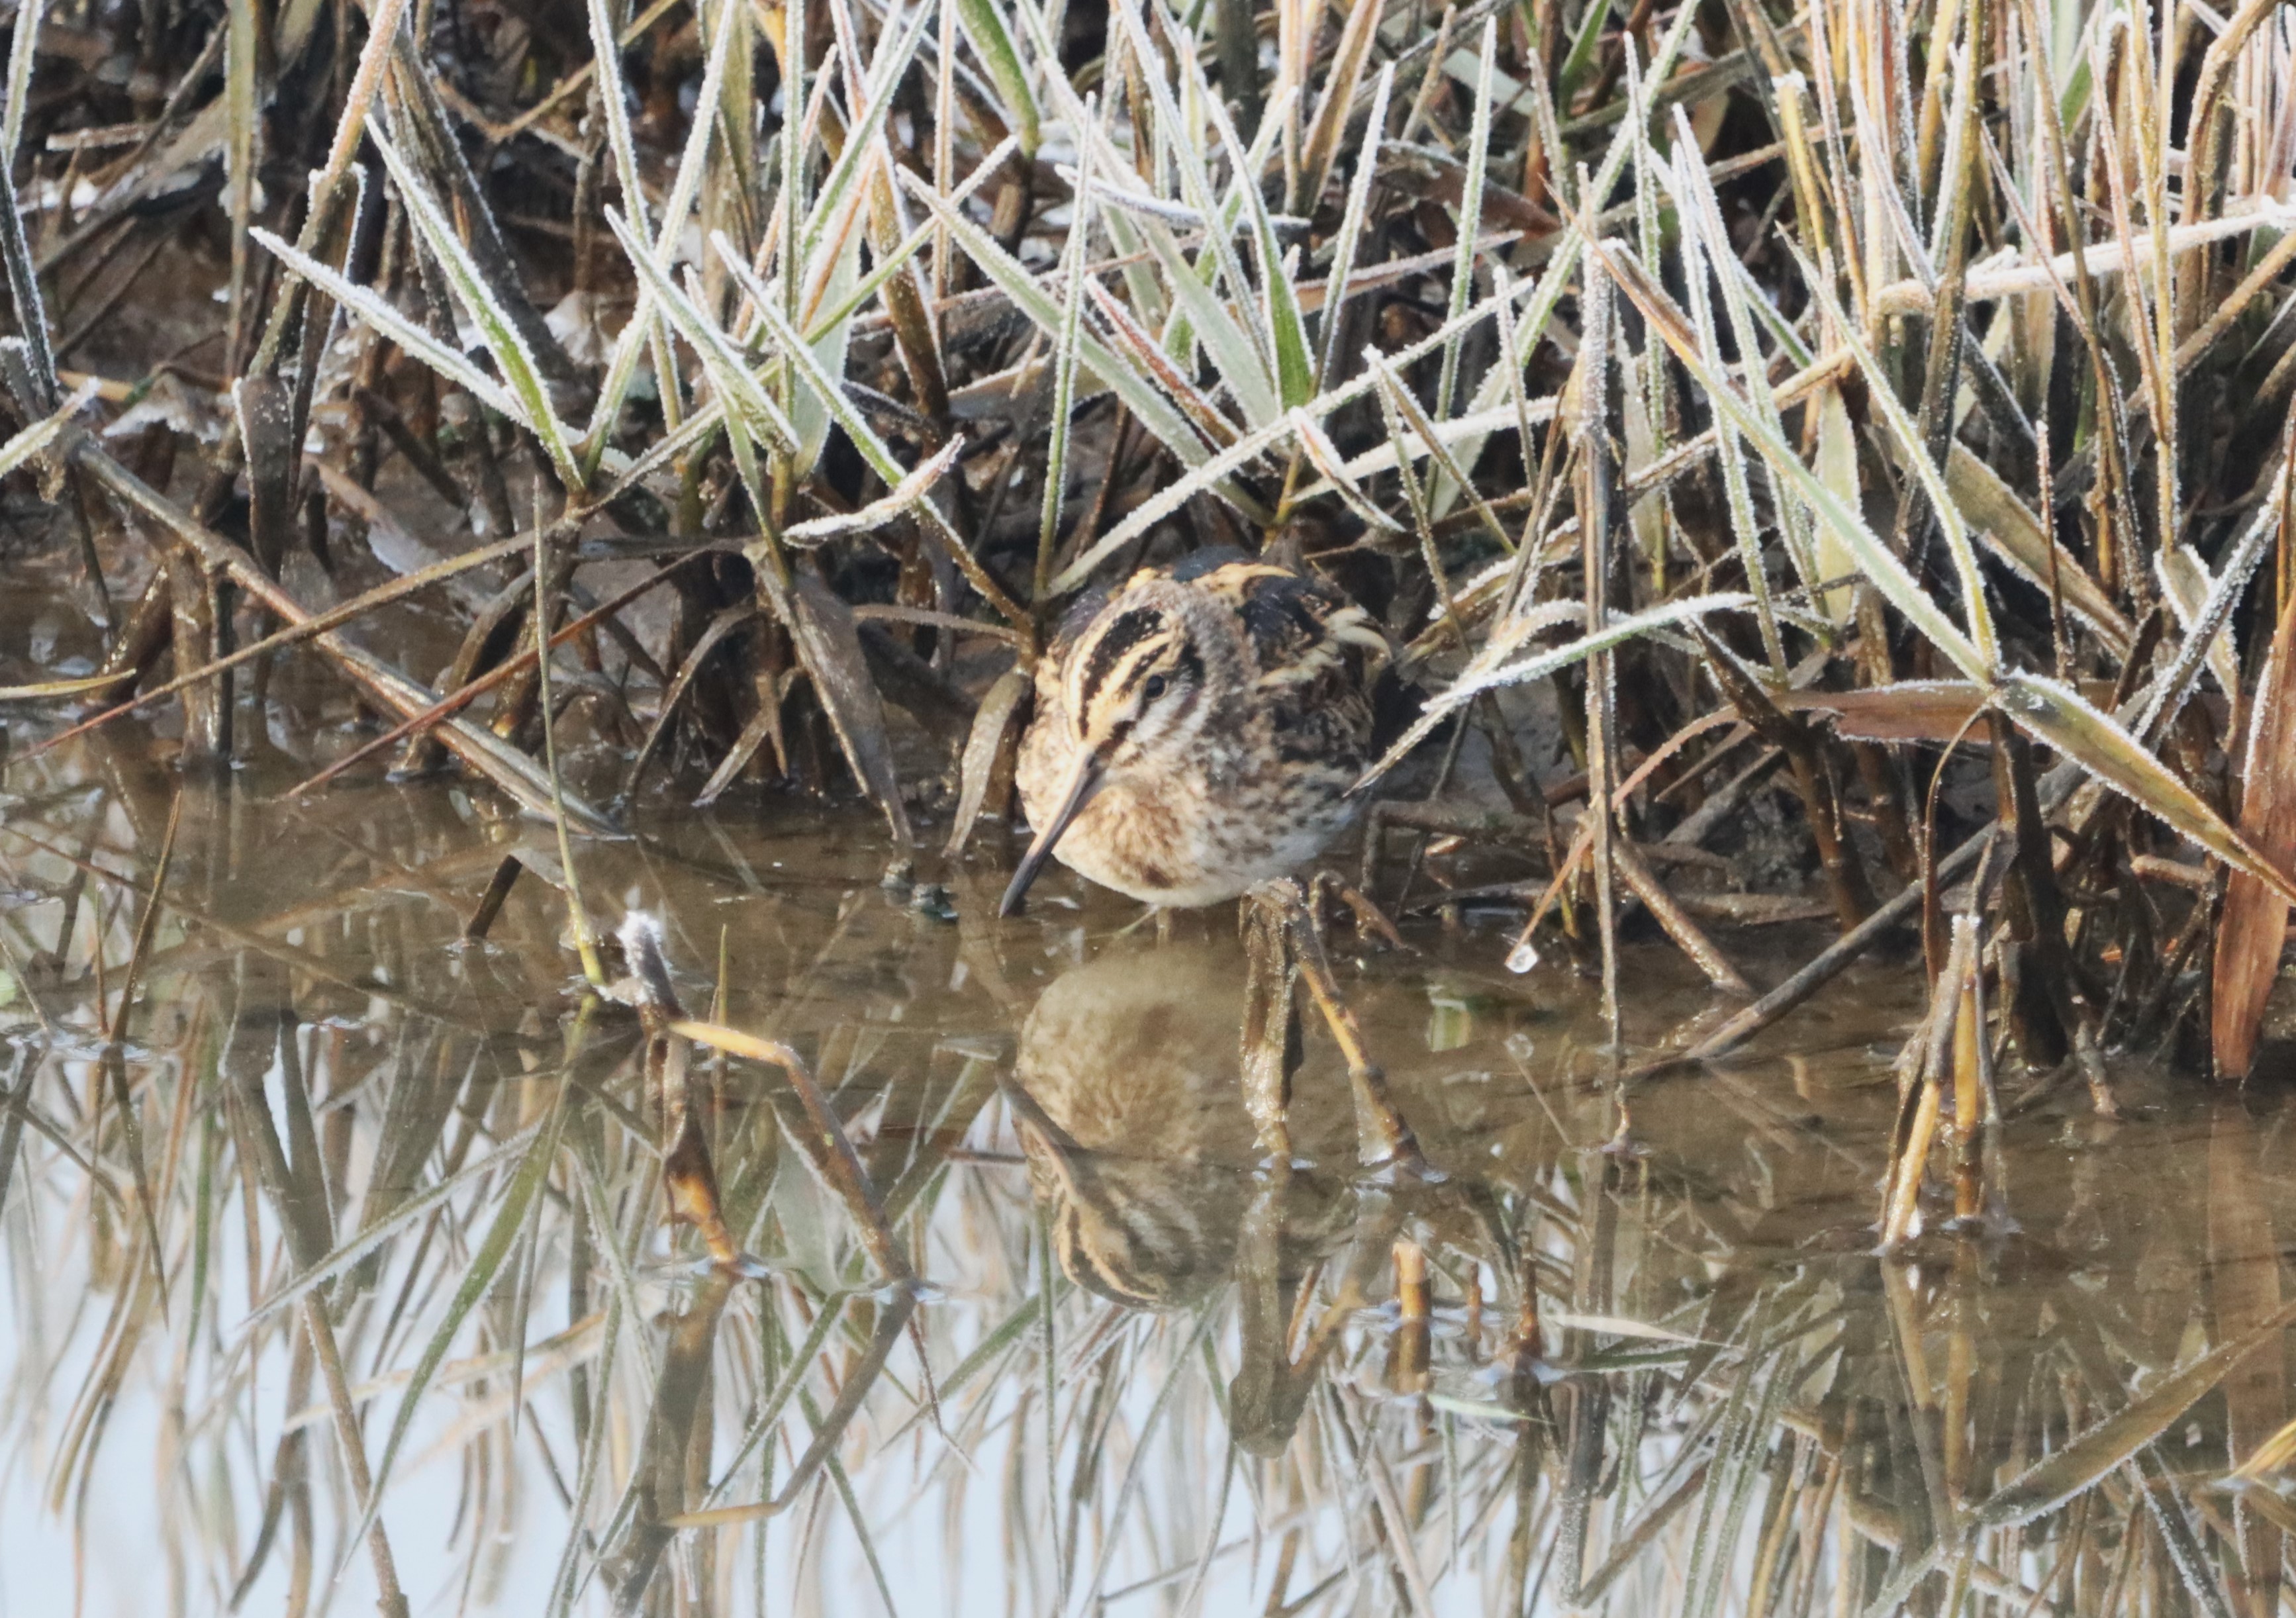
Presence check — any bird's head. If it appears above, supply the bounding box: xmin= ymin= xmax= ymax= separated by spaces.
xmin=999 ymin=582 xmax=1229 ymax=915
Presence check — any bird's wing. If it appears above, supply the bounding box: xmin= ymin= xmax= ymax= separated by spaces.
xmin=1188 ymin=562 xmax=1389 ymax=691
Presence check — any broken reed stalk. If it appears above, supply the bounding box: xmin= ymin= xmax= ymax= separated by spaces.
xmin=1239 ymin=884 xmax=1300 ymax=1165
xmin=1652 ymin=826 xmax=2002 ymax=1074
xmin=534 ymin=520 xmax=607 ymax=988
xmin=1881 ymin=913 xmax=1982 ymax=1250
xmin=1950 ymin=932 xmax=1986 ymax=1223
xmin=1611 ymin=837 xmax=1751 ymax=996
xmin=1389 ymin=1239 xmax=1431 ymax=1394
xmin=617 ymin=915 xmax=743 ymax=1266
xmin=1576 ymin=223 xmax=1623 ymax=1050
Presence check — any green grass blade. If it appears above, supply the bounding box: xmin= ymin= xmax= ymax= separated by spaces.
xmin=1358 ymin=594 xmax=1755 ymax=785
xmin=579 ymin=0 xmax=736 ymax=464
xmin=800 ymin=0 xmax=936 ymax=270
xmin=1 ymin=0 xmax=42 ymax=160
xmin=369 ymin=132 xmax=584 ymax=490
xmin=1779 ymin=236 xmax=1999 ymax=671
xmin=1666 ymin=107 xmax=1822 ymax=610
xmin=1125 ymin=201 xmax=1280 ymax=427
xmin=1995 ymin=673 xmax=2296 ymax=903
xmin=1975 ymin=1294 xmax=2296 ymax=1528
xmin=2134 ymin=456 xmax=2292 ymax=739
xmin=953 ymin=0 xmax=1039 ymax=154
xmin=250 ymin=225 xmax=520 ymax=420
xmin=800 ymin=134 xmax=1015 ymax=340
xmin=1051 ymin=275 xmax=1537 ymax=592
xmin=1314 ymin=64 xmax=1393 ymax=391
xmin=1435 ymin=20 xmax=1498 ymax=417
xmin=602 ymin=209 xmax=800 ymax=466
xmin=1669 ymin=197 xmax=1786 ymax=668
xmin=703 ymin=1292 xmax=855 ymax=1499
xmin=1427 ymin=0 xmax=1702 ymax=512
xmin=1202 ymin=93 xmax=1315 ymax=411
xmin=1555 ymin=0 xmax=1613 ymax=100
xmin=1 ymin=0 xmax=61 ymax=404
xmin=724 ymin=243 xmax=1022 ymax=630
xmin=1600 ymin=239 xmax=1989 ymax=679
xmin=900 ymin=171 xmax=1257 ymax=506
xmin=1036 ymin=128 xmax=1094 ymax=600
xmin=238 ymin=1115 xmax=553 ymax=1333
xmin=1101 ymin=0 xmax=1272 ymax=380
xmin=573 ymin=0 xmax=661 ymax=465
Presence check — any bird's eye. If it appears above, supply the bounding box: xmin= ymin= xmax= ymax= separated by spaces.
xmin=1141 ymin=674 xmax=1168 ymax=700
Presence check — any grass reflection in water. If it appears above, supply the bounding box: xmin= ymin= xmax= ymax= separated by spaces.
xmin=0 ymin=744 xmax=2293 ymax=1617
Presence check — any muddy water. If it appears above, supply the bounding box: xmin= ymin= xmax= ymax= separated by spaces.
xmin=3 ymin=652 xmax=2295 ymax=1613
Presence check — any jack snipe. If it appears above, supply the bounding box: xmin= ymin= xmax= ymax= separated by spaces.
xmin=999 ymin=552 xmax=1391 ymax=914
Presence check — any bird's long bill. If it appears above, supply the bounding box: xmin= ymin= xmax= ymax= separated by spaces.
xmin=998 ymin=753 xmax=1105 ymax=917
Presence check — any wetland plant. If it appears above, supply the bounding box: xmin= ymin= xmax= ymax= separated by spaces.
xmin=0 ymin=0 xmax=2293 ymax=1604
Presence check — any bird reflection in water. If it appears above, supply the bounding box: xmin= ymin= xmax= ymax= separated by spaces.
xmin=1008 ymin=938 xmax=1502 ymax=1456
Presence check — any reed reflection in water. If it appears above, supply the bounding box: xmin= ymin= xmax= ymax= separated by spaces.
xmin=1 ymin=741 xmax=2294 ymax=1615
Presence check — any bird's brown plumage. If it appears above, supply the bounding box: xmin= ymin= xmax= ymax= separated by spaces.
xmin=1004 ymin=556 xmax=1388 ymax=911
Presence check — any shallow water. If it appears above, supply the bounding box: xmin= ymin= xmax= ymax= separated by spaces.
xmin=3 ymin=630 xmax=2296 ymax=1616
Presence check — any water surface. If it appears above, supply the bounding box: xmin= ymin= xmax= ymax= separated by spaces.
xmin=2 ymin=593 xmax=2294 ymax=1618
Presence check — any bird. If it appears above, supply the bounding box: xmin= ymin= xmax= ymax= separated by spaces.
xmin=998 ymin=551 xmax=1393 ymax=916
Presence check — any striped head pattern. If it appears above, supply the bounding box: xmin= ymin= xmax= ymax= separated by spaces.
xmin=1058 ymin=581 xmax=1232 ymax=774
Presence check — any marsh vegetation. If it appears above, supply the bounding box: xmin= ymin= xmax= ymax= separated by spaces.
xmin=1 ymin=0 xmax=2295 ymax=1601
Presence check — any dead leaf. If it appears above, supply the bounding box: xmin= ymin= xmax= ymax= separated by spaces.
xmin=233 ymin=377 xmax=297 ymax=578
xmin=945 ymin=665 xmax=1031 ymax=858
xmin=787 ymin=573 xmax=916 ymax=846
xmin=2158 ymin=542 xmax=2243 ymax=701
xmin=1811 ymin=380 xmax=1860 ymax=624
xmin=1773 ymin=682 xmax=1987 ymax=743
xmin=1946 ymin=444 xmax=2133 ymax=658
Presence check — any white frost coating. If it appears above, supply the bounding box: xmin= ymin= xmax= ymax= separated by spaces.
xmin=616 ymin=910 xmax=667 ymax=960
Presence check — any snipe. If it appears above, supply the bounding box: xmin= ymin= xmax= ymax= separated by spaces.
xmin=999 ymin=552 xmax=1391 ymax=915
